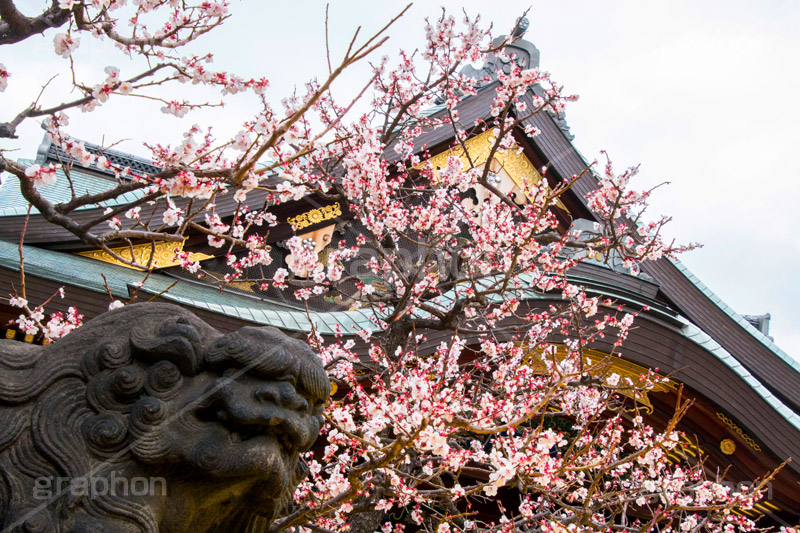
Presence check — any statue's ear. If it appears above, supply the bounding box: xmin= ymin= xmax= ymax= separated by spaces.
xmin=130 ymin=316 xmax=203 ymax=375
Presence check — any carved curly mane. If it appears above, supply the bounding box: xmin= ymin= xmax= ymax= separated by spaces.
xmin=0 ymin=303 xmax=329 ymax=533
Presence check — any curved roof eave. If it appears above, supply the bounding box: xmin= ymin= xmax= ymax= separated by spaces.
xmin=671 ymin=258 xmax=800 ymax=376
xmin=679 ymin=316 xmax=800 ymax=433
xmin=0 ymin=160 xmax=147 ymax=217
xmin=2 ymin=239 xmax=799 ymax=448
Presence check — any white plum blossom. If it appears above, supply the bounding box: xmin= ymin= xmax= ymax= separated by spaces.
xmin=161 ymin=101 xmax=189 ymax=117
xmin=0 ymin=64 xmax=8 ymax=92
xmin=24 ymin=164 xmax=59 ymax=187
xmin=117 ymin=81 xmax=134 ymax=95
xmin=53 ymin=33 xmax=80 ymax=58
xmin=162 ymin=198 xmax=184 ymax=226
xmin=107 ymin=216 xmax=121 ymax=230
xmin=200 ymin=2 xmax=228 ymax=17
xmin=8 ymin=295 xmax=27 ymax=308
xmin=42 ymin=307 xmax=82 ymax=340
xmin=232 ymin=130 xmax=252 ymax=151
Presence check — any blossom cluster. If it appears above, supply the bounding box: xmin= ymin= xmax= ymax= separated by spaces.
xmin=24 ymin=164 xmax=59 ymax=187
xmin=292 ymin=336 xmax=761 ymax=531
xmin=6 ymin=290 xmax=83 ymax=341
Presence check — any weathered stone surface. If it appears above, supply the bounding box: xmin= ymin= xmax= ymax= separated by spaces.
xmin=0 ymin=303 xmax=329 ymax=532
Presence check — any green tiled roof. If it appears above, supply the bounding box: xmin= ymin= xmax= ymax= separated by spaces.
xmin=0 ymin=242 xmax=645 ymax=336
xmin=0 ymin=160 xmax=145 ymax=217
xmin=0 ymin=240 xmax=385 ymax=336
xmin=681 ymin=317 xmax=800 ymax=433
xmin=1 ymin=239 xmax=798 ymax=433
xmin=672 ymin=259 xmax=800 ymax=375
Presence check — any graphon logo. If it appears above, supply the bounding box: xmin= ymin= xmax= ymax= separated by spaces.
xmin=33 ymin=473 xmax=166 ymax=500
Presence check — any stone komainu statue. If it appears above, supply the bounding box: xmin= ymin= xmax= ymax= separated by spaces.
xmin=0 ymin=303 xmax=330 ymax=532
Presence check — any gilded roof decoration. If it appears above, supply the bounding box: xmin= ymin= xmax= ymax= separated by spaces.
xmin=287 ymin=203 xmax=342 ymax=231
xmin=524 ymin=345 xmax=676 ymax=413
xmin=76 ymin=240 xmax=213 ymax=271
xmin=420 ymin=129 xmax=566 ymax=209
xmin=720 ymin=438 xmax=736 ymax=455
xmin=716 ymin=411 xmax=762 ymax=452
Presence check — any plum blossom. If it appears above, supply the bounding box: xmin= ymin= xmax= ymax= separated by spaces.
xmin=285 ymin=235 xmax=323 ymax=278
xmin=0 ymin=64 xmax=8 ymax=92
xmin=8 ymin=295 xmax=27 ymax=308
xmin=161 ymin=101 xmax=190 ymax=118
xmin=417 ymin=426 xmax=450 ymax=457
xmin=25 ymin=164 xmax=59 ymax=187
xmin=162 ymin=198 xmax=184 ymax=226
xmin=16 ymin=315 xmax=38 ymax=335
xmin=67 ymin=142 xmax=95 ymax=166
xmin=205 ymin=212 xmax=228 ymax=247
xmin=200 ymin=2 xmax=229 ymax=17
xmin=42 ymin=307 xmax=83 ymax=340
xmin=104 ymin=66 xmax=120 ymax=82
xmin=117 ymin=81 xmax=134 ymax=95
xmin=232 ymin=130 xmax=252 ymax=151
xmin=175 ymin=251 xmax=200 ymax=273
xmin=272 ymin=268 xmax=288 ymax=289
xmin=53 ymin=33 xmax=80 ymax=58
xmin=161 ymin=170 xmax=215 ymax=199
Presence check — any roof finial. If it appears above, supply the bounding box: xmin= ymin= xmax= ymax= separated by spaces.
xmin=513 ymin=16 xmax=530 ymax=38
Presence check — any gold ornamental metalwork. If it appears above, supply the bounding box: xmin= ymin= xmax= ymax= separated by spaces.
xmin=716 ymin=412 xmax=761 ymax=452
xmin=720 ymin=438 xmax=736 ymax=455
xmin=666 ymin=435 xmax=703 ymax=465
xmin=76 ymin=239 xmax=214 ymax=271
xmin=419 ymin=129 xmax=567 ymax=209
xmin=522 ymin=345 xmax=675 ymax=413
xmin=287 ymin=203 xmax=342 ymax=231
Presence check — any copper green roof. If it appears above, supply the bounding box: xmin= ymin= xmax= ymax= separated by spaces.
xmin=680 ymin=317 xmax=800 ymax=432
xmin=671 ymin=259 xmax=800 ymax=376
xmin=0 ymin=160 xmax=144 ymax=217
xmin=0 ymin=239 xmax=798 ymax=435
xmin=0 ymin=239 xmax=381 ymax=336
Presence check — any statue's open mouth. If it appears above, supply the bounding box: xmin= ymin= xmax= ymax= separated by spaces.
xmin=231 ymin=424 xmax=289 ymax=445
xmin=210 ymin=406 xmax=315 ymax=455
xmin=191 ymin=372 xmax=322 ymax=463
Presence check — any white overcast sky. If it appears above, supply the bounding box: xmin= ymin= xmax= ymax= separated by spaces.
xmin=3 ymin=1 xmax=799 ymax=358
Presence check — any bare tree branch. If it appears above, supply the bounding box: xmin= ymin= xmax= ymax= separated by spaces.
xmin=0 ymin=0 xmax=71 ymax=45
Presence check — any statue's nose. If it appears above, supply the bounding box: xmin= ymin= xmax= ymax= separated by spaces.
xmin=253 ymin=381 xmax=309 ymax=412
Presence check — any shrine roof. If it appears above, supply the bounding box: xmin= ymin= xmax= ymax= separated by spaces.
xmin=672 ymin=259 xmax=800 ymax=377
xmin=0 ymin=159 xmax=145 ymax=217
xmin=681 ymin=316 xmax=800 ymax=433
xmin=34 ymin=135 xmax=162 ymax=177
xmin=2 ymin=236 xmax=800 ymax=464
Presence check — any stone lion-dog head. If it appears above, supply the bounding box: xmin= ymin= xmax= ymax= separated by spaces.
xmin=0 ymin=303 xmax=329 ymax=532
